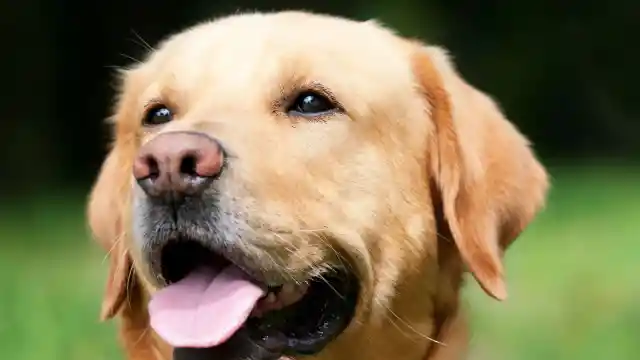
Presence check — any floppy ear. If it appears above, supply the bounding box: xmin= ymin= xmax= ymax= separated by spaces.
xmin=87 ymin=140 xmax=136 ymax=320
xmin=89 ymin=139 xmax=162 ymax=360
xmin=88 ymin=67 xmax=145 ymax=320
xmin=87 ymin=69 xmax=164 ymax=358
xmin=411 ymin=45 xmax=549 ymax=300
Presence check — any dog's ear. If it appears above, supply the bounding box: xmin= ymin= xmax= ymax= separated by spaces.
xmin=87 ymin=68 xmax=142 ymax=320
xmin=411 ymin=44 xmax=549 ymax=300
xmin=88 ymin=142 xmax=136 ymax=320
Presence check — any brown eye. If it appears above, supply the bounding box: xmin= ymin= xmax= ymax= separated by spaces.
xmin=287 ymin=91 xmax=337 ymax=116
xmin=143 ymin=105 xmax=173 ymax=126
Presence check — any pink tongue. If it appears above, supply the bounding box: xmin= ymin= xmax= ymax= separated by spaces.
xmin=149 ymin=265 xmax=266 ymax=348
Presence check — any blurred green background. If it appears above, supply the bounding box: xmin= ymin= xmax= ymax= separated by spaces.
xmin=1 ymin=1 xmax=638 ymax=359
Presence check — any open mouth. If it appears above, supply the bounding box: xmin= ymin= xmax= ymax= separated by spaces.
xmin=148 ymin=240 xmax=359 ymax=359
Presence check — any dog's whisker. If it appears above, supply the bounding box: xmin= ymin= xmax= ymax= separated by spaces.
xmin=119 ymin=53 xmax=142 ymax=64
xmin=269 ymin=232 xmax=341 ymax=296
xmin=280 ymin=246 xmax=306 ymax=286
xmin=309 ymin=232 xmax=349 ymax=271
xmin=269 ymin=230 xmax=347 ymax=299
xmin=291 ymin=228 xmax=361 ymax=281
xmin=291 ymin=227 xmax=325 ymax=233
xmin=276 ymin=227 xmax=353 ymax=275
xmin=102 ymin=232 xmax=125 ymax=265
xmin=125 ymin=259 xmax=136 ymax=310
xmin=312 ymin=268 xmax=345 ymax=300
xmin=132 ymin=325 xmax=151 ymax=348
xmin=269 ymin=231 xmax=308 ymax=285
xmin=431 ymin=229 xmax=452 ymax=243
xmin=273 ymin=232 xmax=331 ymax=286
xmin=103 ymin=64 xmax=123 ymax=70
xmin=130 ymin=29 xmax=155 ymax=52
xmin=377 ymin=299 xmax=446 ymax=346
xmin=251 ymin=229 xmax=297 ymax=284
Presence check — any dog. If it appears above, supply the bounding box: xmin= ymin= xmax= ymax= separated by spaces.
xmin=87 ymin=10 xmax=549 ymax=360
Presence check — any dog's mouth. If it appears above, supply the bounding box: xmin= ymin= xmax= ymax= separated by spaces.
xmin=148 ymin=240 xmax=359 ymax=359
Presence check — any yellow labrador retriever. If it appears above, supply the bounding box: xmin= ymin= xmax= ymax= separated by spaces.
xmin=87 ymin=11 xmax=548 ymax=360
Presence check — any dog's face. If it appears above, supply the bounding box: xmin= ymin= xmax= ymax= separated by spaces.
xmin=88 ymin=11 xmax=548 ymax=360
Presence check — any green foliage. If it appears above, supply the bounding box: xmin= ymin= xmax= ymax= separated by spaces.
xmin=1 ymin=166 xmax=638 ymax=360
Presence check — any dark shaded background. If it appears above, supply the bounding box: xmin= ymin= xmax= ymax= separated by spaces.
xmin=3 ymin=0 xmax=638 ymax=197
xmin=1 ymin=1 xmax=638 ymax=360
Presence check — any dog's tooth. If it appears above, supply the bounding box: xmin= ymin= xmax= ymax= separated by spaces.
xmin=276 ymin=283 xmax=308 ymax=307
xmin=266 ymin=292 xmax=277 ymax=303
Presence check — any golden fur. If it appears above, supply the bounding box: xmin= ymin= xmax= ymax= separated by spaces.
xmin=87 ymin=11 xmax=548 ymax=360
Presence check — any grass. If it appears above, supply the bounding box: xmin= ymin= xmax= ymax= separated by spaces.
xmin=1 ymin=165 xmax=638 ymax=360
xmin=465 ymin=165 xmax=640 ymax=360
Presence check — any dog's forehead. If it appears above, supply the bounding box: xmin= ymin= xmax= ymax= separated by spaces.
xmin=157 ymin=12 xmax=398 ymax=61
xmin=135 ymin=12 xmax=415 ymax=100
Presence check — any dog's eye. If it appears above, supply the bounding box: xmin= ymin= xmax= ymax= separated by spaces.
xmin=287 ymin=91 xmax=337 ymax=116
xmin=143 ymin=106 xmax=173 ymax=126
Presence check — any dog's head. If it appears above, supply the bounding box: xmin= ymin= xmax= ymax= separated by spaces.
xmin=88 ymin=11 xmax=548 ymax=360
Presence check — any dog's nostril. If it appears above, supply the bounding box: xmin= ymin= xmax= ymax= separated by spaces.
xmin=147 ymin=156 xmax=160 ymax=180
xmin=179 ymin=154 xmax=198 ymax=177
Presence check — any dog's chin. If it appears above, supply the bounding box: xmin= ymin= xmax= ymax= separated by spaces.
xmin=151 ymin=239 xmax=360 ymax=360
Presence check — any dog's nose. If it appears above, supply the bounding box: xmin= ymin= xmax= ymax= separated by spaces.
xmin=133 ymin=132 xmax=224 ymax=198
